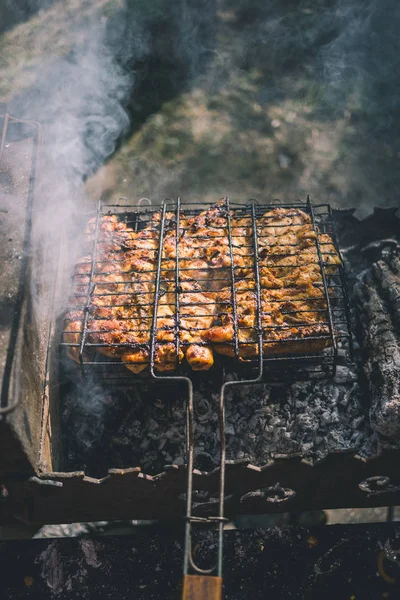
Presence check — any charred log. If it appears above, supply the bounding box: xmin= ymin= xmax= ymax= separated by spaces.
xmin=355 ymin=254 xmax=400 ymax=442
xmin=372 ymin=256 xmax=400 ymax=331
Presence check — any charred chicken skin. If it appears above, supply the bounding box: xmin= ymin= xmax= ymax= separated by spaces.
xmin=64 ymin=201 xmax=340 ymax=372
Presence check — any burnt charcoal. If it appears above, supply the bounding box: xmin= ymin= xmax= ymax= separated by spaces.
xmin=355 ymin=258 xmax=400 ymax=443
xmin=361 ymin=239 xmax=399 ymax=263
xmin=331 ymin=208 xmax=361 ymax=248
xmin=61 ymin=351 xmax=369 ymax=474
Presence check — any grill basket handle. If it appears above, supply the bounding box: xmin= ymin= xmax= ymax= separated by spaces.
xmin=182 ymin=575 xmax=222 ymax=600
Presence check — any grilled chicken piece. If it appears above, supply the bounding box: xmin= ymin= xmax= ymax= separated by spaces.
xmin=182 ymin=200 xmax=251 ymax=288
xmin=83 ymin=214 xmax=136 ymax=252
xmin=205 ymin=280 xmax=330 ymax=358
xmin=162 ymin=210 xmax=219 ymax=370
xmin=64 ymin=252 xmax=134 ymax=363
xmin=204 ymin=206 xmax=341 ymax=358
xmin=65 ymin=217 xmax=172 ymax=373
xmin=177 ymin=280 xmax=216 ymax=370
xmin=65 ymin=201 xmax=341 ymax=374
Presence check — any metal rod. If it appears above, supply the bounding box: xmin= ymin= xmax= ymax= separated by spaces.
xmin=308 ymin=197 xmax=337 ymax=358
xmin=149 ymin=199 xmax=168 ymax=374
xmin=225 ymin=197 xmax=239 ymax=358
xmin=215 ymin=202 xmax=265 ymax=577
xmin=0 ymin=113 xmax=10 ymax=162
xmin=217 ymin=382 xmax=226 ymax=578
xmin=184 ymin=378 xmax=195 ymax=576
xmin=251 ymin=202 xmax=264 ymax=366
xmin=175 ymin=198 xmax=181 ymax=362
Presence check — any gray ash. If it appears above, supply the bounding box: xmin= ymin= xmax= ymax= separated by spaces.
xmin=62 ymin=361 xmax=369 ymax=476
xmin=101 ymin=344 xmax=371 ymax=473
xmin=61 ymin=329 xmax=368 ymax=477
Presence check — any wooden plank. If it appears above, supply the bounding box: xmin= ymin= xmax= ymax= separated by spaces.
xmin=182 ymin=575 xmax=222 ymax=600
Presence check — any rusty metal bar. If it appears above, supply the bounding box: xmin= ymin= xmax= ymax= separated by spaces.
xmin=0 ymin=114 xmax=41 ymax=414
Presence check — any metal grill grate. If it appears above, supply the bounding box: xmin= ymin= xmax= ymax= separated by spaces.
xmin=61 ymin=197 xmax=350 ymax=382
xmin=60 ymin=196 xmax=350 ymax=584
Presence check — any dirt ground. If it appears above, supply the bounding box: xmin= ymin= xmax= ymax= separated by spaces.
xmin=1 ymin=1 xmax=400 ymax=216
xmin=83 ymin=1 xmax=400 ymax=216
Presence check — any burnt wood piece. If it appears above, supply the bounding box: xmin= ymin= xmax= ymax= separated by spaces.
xmin=373 ymin=256 xmax=400 ymax=330
xmin=355 ymin=253 xmax=400 ymax=441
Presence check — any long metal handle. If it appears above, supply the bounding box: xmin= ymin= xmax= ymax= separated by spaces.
xmin=182 ymin=381 xmax=226 ymax=571
xmin=147 ymin=198 xmax=223 ymax=592
xmin=182 ymin=200 xmax=265 ymax=596
xmin=182 ymin=380 xmax=226 ymax=593
xmin=149 ymin=197 xmax=263 ymax=595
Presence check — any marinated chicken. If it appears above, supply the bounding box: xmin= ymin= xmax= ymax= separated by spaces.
xmin=205 ymin=207 xmax=341 ymax=357
xmin=64 ymin=200 xmax=341 ymax=373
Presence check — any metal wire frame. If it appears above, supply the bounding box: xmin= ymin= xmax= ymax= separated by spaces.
xmin=60 ymin=195 xmax=350 ymax=580
xmin=61 ymin=197 xmax=349 ymax=382
xmin=0 ymin=114 xmax=41 ymax=413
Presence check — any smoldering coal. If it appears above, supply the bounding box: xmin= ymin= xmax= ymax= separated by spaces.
xmin=61 ymin=354 xmax=371 ymax=476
